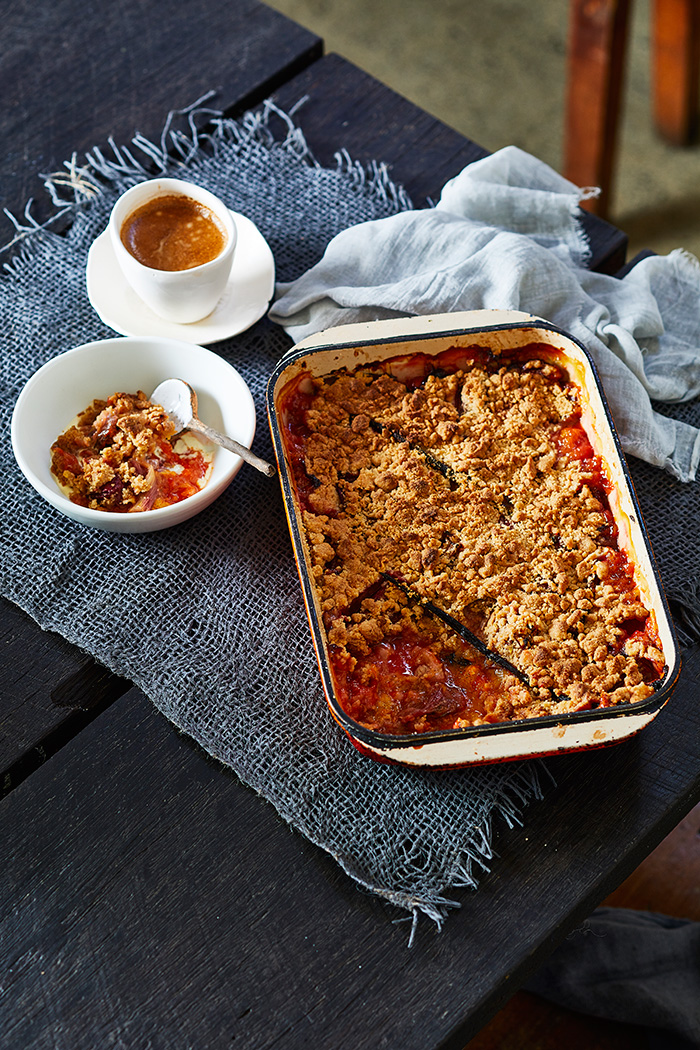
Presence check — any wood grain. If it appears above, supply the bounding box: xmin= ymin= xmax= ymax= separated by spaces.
xmin=465 ymin=991 xmax=647 ymax=1050
xmin=604 ymin=799 xmax=700 ymax=919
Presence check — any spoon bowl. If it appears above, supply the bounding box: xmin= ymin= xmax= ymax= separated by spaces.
xmin=151 ymin=378 xmax=276 ymax=477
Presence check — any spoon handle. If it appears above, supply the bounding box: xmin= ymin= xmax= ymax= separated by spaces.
xmin=189 ymin=418 xmax=277 ymax=477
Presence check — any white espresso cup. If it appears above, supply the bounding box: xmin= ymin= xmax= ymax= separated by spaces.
xmin=109 ymin=178 xmax=237 ymax=324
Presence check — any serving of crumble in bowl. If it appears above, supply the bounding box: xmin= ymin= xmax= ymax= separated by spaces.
xmin=12 ymin=335 xmax=256 ymax=532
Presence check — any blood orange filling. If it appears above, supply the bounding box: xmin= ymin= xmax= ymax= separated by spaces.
xmin=51 ymin=390 xmax=214 ymax=513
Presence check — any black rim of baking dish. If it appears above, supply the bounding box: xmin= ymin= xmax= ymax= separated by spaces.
xmin=267 ymin=317 xmax=681 ymax=753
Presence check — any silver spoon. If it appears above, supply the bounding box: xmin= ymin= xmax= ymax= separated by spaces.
xmin=151 ymin=378 xmax=276 ymax=478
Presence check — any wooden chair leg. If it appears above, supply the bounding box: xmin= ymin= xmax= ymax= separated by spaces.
xmin=563 ymin=0 xmax=633 ymax=218
xmin=652 ymin=0 xmax=700 ymax=144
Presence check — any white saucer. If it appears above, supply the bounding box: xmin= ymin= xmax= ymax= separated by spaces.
xmin=86 ymin=210 xmax=275 ymax=344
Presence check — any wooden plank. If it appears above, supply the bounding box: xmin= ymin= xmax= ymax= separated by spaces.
xmin=467 ymin=807 xmax=700 ymax=1048
xmin=1 ymin=0 xmax=322 ymax=239
xmin=1 ymin=644 xmax=699 ymax=1050
xmin=271 ymin=53 xmax=628 ymax=274
xmin=0 ymin=599 xmax=130 ymax=790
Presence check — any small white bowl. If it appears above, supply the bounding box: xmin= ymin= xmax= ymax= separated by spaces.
xmin=11 ymin=336 xmax=256 ymax=533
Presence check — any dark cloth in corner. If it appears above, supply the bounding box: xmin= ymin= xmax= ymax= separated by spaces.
xmin=524 ymin=907 xmax=700 ymax=1049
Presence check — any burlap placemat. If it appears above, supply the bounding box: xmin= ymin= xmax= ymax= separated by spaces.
xmin=2 ymin=100 xmax=697 ymax=941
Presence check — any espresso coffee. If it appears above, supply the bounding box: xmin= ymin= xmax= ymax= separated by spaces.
xmin=120 ymin=194 xmax=227 ymax=271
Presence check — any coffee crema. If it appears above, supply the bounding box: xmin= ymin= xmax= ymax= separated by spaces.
xmin=120 ymin=194 xmax=227 ymax=271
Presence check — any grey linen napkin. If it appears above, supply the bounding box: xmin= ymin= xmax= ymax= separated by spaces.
xmin=525 ymin=907 xmax=700 ymax=1049
xmin=270 ymin=145 xmax=700 ymax=483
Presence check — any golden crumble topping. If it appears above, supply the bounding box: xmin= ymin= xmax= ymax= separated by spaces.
xmin=281 ymin=344 xmax=665 ymax=735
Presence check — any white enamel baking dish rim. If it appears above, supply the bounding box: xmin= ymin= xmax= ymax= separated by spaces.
xmin=268 ymin=309 xmax=681 ymax=767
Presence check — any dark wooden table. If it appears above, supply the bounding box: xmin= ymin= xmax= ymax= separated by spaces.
xmin=2 ymin=4 xmax=700 ymax=1049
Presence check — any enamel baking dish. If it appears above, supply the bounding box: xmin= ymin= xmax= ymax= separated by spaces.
xmin=267 ymin=310 xmax=680 ymax=767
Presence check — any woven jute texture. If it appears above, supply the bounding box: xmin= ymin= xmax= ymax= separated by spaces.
xmin=1 ymin=102 xmax=697 ymax=938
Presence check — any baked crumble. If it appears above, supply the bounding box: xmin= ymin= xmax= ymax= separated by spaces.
xmin=51 ymin=391 xmax=214 ymax=512
xmin=280 ymin=344 xmax=666 ymax=736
